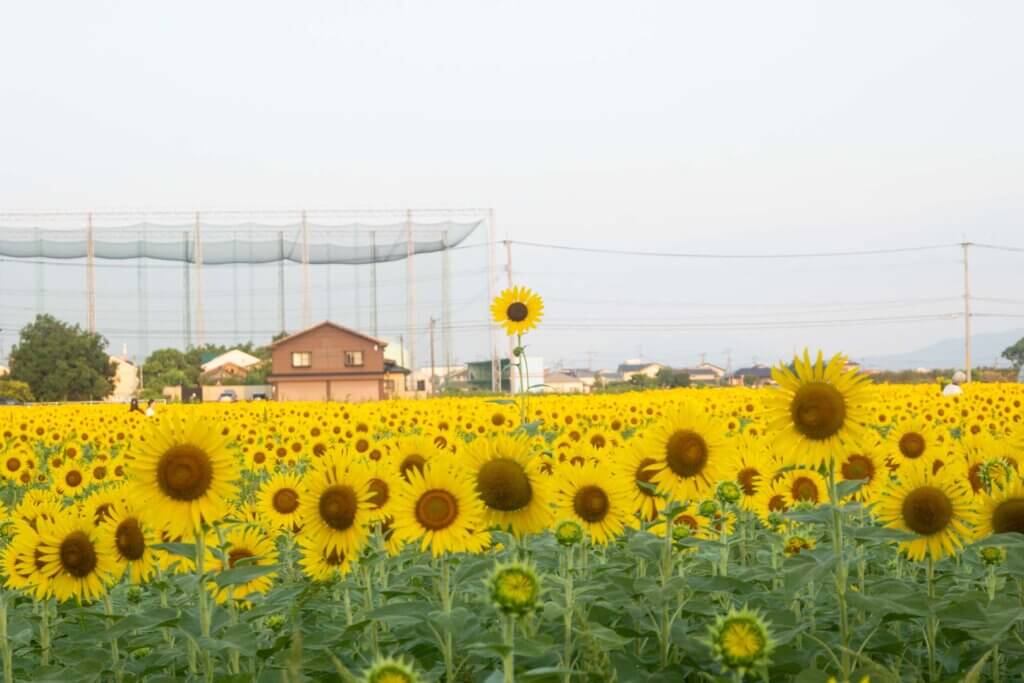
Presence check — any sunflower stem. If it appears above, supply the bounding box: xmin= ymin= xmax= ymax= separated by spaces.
xmin=1 ymin=593 xmax=14 ymax=683
xmin=438 ymin=554 xmax=455 ymax=681
xmin=826 ymin=458 xmax=851 ymax=681
xmin=38 ymin=598 xmax=50 ymax=667
xmin=195 ymin=528 xmax=214 ymax=683
xmin=925 ymin=556 xmax=939 ymax=682
xmin=343 ymin=583 xmax=353 ymax=626
xmin=718 ymin=509 xmax=730 ymax=578
xmin=658 ymin=509 xmax=674 ymax=668
xmin=502 ymin=614 xmax=516 ymax=683
xmin=361 ymin=564 xmax=380 ymax=660
xmin=104 ymin=594 xmax=123 ymax=683
xmin=562 ymin=544 xmax=575 ymax=683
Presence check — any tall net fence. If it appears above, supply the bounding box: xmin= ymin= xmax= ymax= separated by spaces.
xmin=0 ymin=210 xmax=503 ymax=382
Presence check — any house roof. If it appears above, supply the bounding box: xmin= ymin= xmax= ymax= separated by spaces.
xmin=269 ymin=321 xmax=389 ymax=349
xmin=733 ymin=365 xmax=773 ymax=378
xmin=201 ymin=349 xmax=262 ymax=372
xmin=545 ymin=371 xmax=583 ymax=384
xmin=618 ymin=362 xmax=661 ymax=372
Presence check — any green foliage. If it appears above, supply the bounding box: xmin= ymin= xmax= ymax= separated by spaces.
xmin=0 ymin=378 xmax=34 ymax=402
xmin=8 ymin=314 xmax=114 ymax=401
xmin=655 ymin=367 xmax=691 ymax=388
xmin=1002 ymin=337 xmax=1024 ymax=369
xmin=142 ymin=341 xmax=273 ymax=395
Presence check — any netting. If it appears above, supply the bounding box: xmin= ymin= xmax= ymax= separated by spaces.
xmin=0 ymin=220 xmax=480 ymax=264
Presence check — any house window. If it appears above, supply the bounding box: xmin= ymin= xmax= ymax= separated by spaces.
xmin=345 ymin=351 xmax=364 ymax=367
xmin=291 ymin=351 xmax=312 ymax=368
xmin=416 ymin=379 xmax=426 ymax=391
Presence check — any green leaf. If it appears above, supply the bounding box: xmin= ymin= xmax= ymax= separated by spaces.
xmin=213 ymin=562 xmax=279 ymax=588
xmin=152 ymin=542 xmax=197 ymax=560
xmin=835 ymin=478 xmax=867 ymax=498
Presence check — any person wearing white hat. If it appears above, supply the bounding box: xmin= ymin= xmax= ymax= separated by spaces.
xmin=943 ymin=371 xmax=966 ymax=396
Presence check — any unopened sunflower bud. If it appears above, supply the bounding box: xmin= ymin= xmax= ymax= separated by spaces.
xmin=555 ymin=519 xmax=584 ymax=546
xmin=981 ymin=546 xmax=1006 ymax=566
xmin=716 ymin=481 xmax=742 ymax=506
xmin=698 ymin=500 xmax=720 ymax=518
xmin=488 ymin=561 xmax=541 ymax=616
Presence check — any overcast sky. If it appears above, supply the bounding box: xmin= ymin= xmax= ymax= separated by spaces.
xmin=1 ymin=2 xmax=1023 ymax=370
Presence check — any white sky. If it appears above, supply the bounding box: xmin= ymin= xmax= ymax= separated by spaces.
xmin=1 ymin=2 xmax=1023 ymax=369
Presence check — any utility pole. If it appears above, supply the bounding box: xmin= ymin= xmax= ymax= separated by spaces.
xmin=699 ymin=351 xmax=706 ymax=366
xmin=963 ymin=241 xmax=972 ymax=382
xmin=429 ymin=317 xmax=437 ymax=395
xmin=194 ymin=212 xmax=204 ymax=347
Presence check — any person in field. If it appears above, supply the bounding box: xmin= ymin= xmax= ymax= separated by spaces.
xmin=942 ymin=371 xmax=966 ymax=396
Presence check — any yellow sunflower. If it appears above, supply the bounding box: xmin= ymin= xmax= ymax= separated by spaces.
xmin=463 ymin=434 xmax=553 ymax=536
xmin=390 ymin=460 xmax=485 ymax=556
xmin=298 ymin=533 xmax=355 ymax=582
xmin=726 ymin=434 xmax=776 ymax=512
xmin=298 ymin=455 xmax=374 ymax=558
xmin=641 ymin=403 xmax=732 ymax=502
xmin=614 ymin=439 xmax=664 ymax=522
xmin=127 ymin=416 xmax=239 ymax=538
xmin=886 ymin=417 xmax=942 ymax=469
xmin=99 ymin=502 xmax=159 ymax=584
xmin=256 ymin=471 xmax=306 ymax=531
xmin=766 ymin=350 xmax=873 ymax=468
xmin=391 ymin=435 xmax=442 ymax=482
xmin=361 ymin=457 xmax=402 ymax=522
xmin=781 ymin=468 xmax=829 ymax=508
xmin=205 ymin=526 xmax=278 ymax=604
xmin=874 ymin=463 xmax=975 ymax=561
xmin=975 ymin=476 xmax=1024 ymax=539
xmin=36 ymin=514 xmax=119 ymax=603
xmin=835 ymin=441 xmax=888 ymax=503
xmin=490 ymin=286 xmax=544 ymax=336
xmin=3 ymin=520 xmax=51 ymax=599
xmin=553 ymin=462 xmax=634 ymax=545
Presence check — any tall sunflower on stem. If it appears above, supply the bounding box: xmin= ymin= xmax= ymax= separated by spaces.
xmin=491 ymin=286 xmax=544 ymax=418
xmin=765 ymin=349 xmax=873 ymax=682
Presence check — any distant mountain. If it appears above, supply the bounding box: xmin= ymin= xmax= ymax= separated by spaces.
xmin=861 ymin=329 xmax=1024 ymax=371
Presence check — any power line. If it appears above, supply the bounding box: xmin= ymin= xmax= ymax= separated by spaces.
xmin=510 ymin=240 xmax=963 ymax=259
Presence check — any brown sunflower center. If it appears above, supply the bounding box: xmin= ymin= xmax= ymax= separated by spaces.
xmin=227 ymin=548 xmax=254 ymax=569
xmin=491 ymin=413 xmax=506 ymax=426
xmin=65 ymin=470 xmax=83 ymax=487
xmin=992 ymin=498 xmax=1024 ymax=534
xmin=318 ymin=485 xmax=358 ymax=531
xmin=272 ymin=488 xmax=300 ymax=514
xmin=590 ymin=434 xmax=607 ymax=449
xmin=635 ymin=457 xmax=659 ymax=496
xmin=476 ymin=458 xmax=533 ymax=511
xmin=573 ymin=485 xmax=610 ymax=523
xmin=901 ymin=486 xmax=953 ymax=535
xmin=898 ymin=433 xmax=926 ymax=459
xmin=325 ymin=548 xmax=346 ymax=566
xmin=790 ymin=382 xmax=846 ymax=440
xmin=5 ymin=457 xmax=20 ymax=472
xmin=156 ymin=444 xmax=214 ymax=502
xmin=60 ymin=530 xmax=98 ymax=578
xmin=768 ymin=495 xmax=788 ymax=512
xmin=506 ymin=302 xmax=529 ymax=322
xmin=367 ymin=478 xmax=390 ymax=509
xmin=791 ymin=476 xmax=819 ymax=503
xmin=115 ymin=518 xmax=146 ymax=561
xmin=675 ymin=514 xmax=699 ymax=531
xmin=841 ymin=454 xmax=875 ymax=481
xmin=416 ymin=489 xmax=459 ymax=530
xmin=736 ymin=467 xmax=759 ymax=496
xmin=312 ymin=442 xmax=327 ymax=458
xmin=967 ymin=463 xmax=984 ymax=494
xmin=664 ymin=429 xmax=709 ymax=478
xmin=94 ymin=503 xmax=114 ymax=524
xmin=400 ymin=454 xmax=426 ymax=481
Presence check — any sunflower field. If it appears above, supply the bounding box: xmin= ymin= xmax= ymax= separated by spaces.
xmin=2 ymin=351 xmax=1024 ymax=683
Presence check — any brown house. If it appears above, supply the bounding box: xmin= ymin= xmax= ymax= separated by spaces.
xmin=268 ymin=322 xmax=400 ymax=402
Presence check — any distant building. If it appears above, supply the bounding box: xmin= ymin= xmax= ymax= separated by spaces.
xmin=267 ymin=321 xmax=402 ymax=402
xmin=542 ymin=371 xmax=587 ymax=394
xmin=730 ymin=364 xmax=775 ymax=387
xmin=617 ymin=361 xmax=665 ymax=382
xmin=675 ymin=362 xmax=727 ymax=385
xmin=107 ymin=356 xmax=139 ymax=401
xmin=200 ymin=349 xmax=263 ymax=384
xmin=565 ymin=369 xmax=599 ymax=392
xmin=0 ymin=364 xmax=8 ymax=378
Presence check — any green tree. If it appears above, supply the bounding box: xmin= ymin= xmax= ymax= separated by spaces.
xmin=1002 ymin=338 xmax=1024 ymax=369
xmin=8 ymin=315 xmax=114 ymax=401
xmin=0 ymin=379 xmax=34 ymax=402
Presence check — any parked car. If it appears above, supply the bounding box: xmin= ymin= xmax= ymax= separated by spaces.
xmin=251 ymin=392 xmax=268 ymax=401
xmin=0 ymin=397 xmax=24 ymax=406
xmin=1019 ymin=366 xmax=1024 ymax=383
xmin=218 ymin=389 xmax=238 ymax=403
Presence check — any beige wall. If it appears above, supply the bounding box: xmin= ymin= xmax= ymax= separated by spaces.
xmin=328 ymin=379 xmax=380 ymax=403
xmin=274 ymin=378 xmax=381 ymax=403
xmin=276 ymin=381 xmax=329 ymax=402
